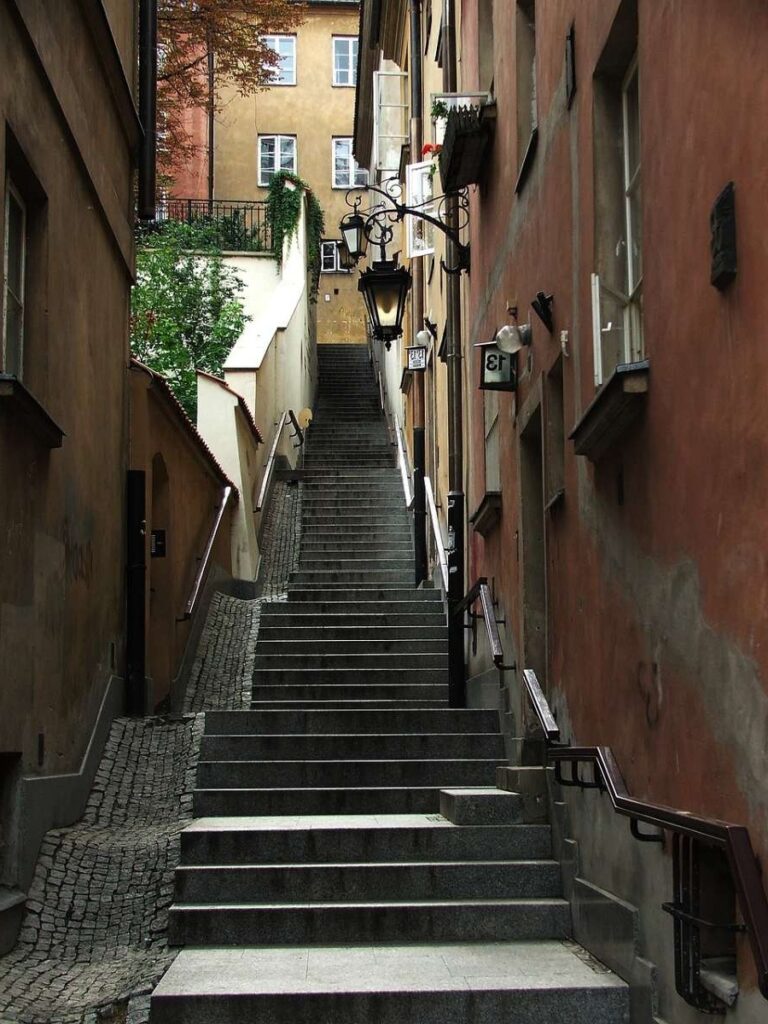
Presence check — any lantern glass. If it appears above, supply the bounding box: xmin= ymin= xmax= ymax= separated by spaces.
xmin=340 ymin=212 xmax=368 ymax=262
xmin=358 ymin=259 xmax=412 ymax=342
xmin=337 ymin=237 xmax=356 ymax=271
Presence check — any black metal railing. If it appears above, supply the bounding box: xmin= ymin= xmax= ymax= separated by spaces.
xmin=253 ymin=410 xmax=304 ymax=513
xmin=157 ymin=198 xmax=272 ymax=253
xmin=457 ymin=578 xmax=768 ymax=1009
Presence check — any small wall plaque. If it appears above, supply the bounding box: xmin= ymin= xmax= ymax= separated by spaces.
xmin=406 ymin=345 xmax=428 ymax=371
xmin=479 ymin=343 xmax=517 ymax=391
xmin=150 ymin=529 xmax=166 ymax=558
xmin=710 ymin=181 xmax=737 ymax=290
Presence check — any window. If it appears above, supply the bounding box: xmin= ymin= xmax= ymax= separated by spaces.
xmin=405 ymin=161 xmax=435 ymax=258
xmin=3 ymin=178 xmax=25 ymax=378
xmin=373 ymin=68 xmax=409 ymax=178
xmin=544 ymin=356 xmax=565 ymax=504
xmin=515 ymin=0 xmax=537 ymax=183
xmin=477 ymin=0 xmax=495 ymax=93
xmin=333 ymin=37 xmax=358 ymax=86
xmin=592 ymin=48 xmax=642 ymax=386
xmin=263 ymin=35 xmax=296 ymax=85
xmin=258 ymin=135 xmax=297 ymax=186
xmin=320 ymin=240 xmax=349 ymax=274
xmin=332 ymin=138 xmax=368 ymax=189
xmin=484 ymin=387 xmax=500 ymax=492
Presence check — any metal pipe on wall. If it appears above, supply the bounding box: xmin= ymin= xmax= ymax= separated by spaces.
xmin=410 ymin=0 xmax=428 ymax=587
xmin=442 ymin=0 xmax=466 ymax=707
xmin=138 ymin=0 xmax=158 ymax=220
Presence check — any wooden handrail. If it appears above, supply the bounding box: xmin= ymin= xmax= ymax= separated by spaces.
xmin=425 ymin=476 xmax=449 ymax=592
xmin=182 ymin=485 xmax=234 ymax=620
xmin=520 ymin=668 xmax=768 ymax=1001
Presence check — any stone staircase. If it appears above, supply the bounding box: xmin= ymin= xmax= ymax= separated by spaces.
xmin=151 ymin=344 xmax=628 ymax=1023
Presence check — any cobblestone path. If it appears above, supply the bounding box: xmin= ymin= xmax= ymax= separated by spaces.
xmin=0 ymin=481 xmax=301 ymax=1024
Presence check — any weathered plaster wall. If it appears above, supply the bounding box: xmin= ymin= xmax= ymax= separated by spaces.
xmin=129 ymin=368 xmax=234 ymax=708
xmin=458 ymin=0 xmax=768 ymax=1017
xmin=213 ymin=3 xmax=366 ymax=343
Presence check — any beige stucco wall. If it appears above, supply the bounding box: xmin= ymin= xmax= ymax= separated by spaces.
xmin=213 ymin=3 xmax=367 ymax=343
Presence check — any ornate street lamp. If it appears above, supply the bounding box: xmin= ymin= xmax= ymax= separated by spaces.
xmin=340 ymin=210 xmax=368 ymax=263
xmin=358 ymin=257 xmax=412 ymax=348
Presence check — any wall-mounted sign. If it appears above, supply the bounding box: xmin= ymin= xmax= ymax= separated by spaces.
xmin=479 ymin=343 xmax=517 ymax=391
xmin=407 ymin=345 xmax=428 ymax=371
xmin=150 ymin=529 xmax=167 ymax=558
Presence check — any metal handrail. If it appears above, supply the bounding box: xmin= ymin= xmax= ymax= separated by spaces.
xmin=394 ymin=415 xmax=414 ymax=509
xmin=453 ymin=577 xmax=509 ymax=668
xmin=520 ymin=668 xmax=768 ymax=1001
xmin=254 ymin=410 xmax=304 ymax=513
xmin=425 ymin=476 xmax=449 ymax=592
xmin=182 ymin=485 xmax=234 ymax=619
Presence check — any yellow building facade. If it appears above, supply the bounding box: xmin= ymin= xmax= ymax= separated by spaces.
xmin=214 ymin=0 xmax=367 ymax=344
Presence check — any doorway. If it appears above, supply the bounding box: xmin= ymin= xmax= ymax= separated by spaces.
xmin=519 ymin=406 xmax=547 ymax=688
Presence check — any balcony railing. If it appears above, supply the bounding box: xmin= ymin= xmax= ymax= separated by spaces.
xmin=157 ymin=198 xmax=273 ymax=253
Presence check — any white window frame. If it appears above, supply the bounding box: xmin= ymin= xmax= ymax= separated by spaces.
xmin=332 ymin=138 xmax=368 ymax=189
xmin=319 ymin=240 xmax=350 ymax=274
xmin=591 ymin=54 xmax=643 ymax=387
xmin=332 ymin=36 xmax=358 ymax=87
xmin=405 ymin=161 xmax=435 ymax=258
xmin=373 ymin=69 xmax=408 ymax=177
xmin=3 ymin=177 xmax=26 ymax=378
xmin=258 ymin=135 xmax=297 ymax=187
xmin=263 ymin=35 xmax=296 ymax=86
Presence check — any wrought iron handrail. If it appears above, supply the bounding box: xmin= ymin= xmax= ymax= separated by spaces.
xmin=254 ymin=410 xmax=304 ymax=512
xmin=424 ymin=476 xmax=449 ymax=592
xmin=394 ymin=415 xmax=414 ymax=509
xmin=182 ymin=485 xmax=234 ymax=619
xmin=156 ymin=197 xmax=272 ymax=252
xmin=454 ymin=577 xmax=511 ymax=669
xmin=520 ymin=668 xmax=768 ymax=1002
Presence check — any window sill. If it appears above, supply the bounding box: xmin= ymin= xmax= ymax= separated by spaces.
xmin=0 ymin=375 xmax=65 ymax=448
xmin=514 ymin=126 xmax=539 ymax=194
xmin=569 ymin=360 xmax=649 ymax=462
xmin=470 ymin=490 xmax=502 ymax=537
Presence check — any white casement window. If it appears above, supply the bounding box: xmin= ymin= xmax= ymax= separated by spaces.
xmin=373 ymin=68 xmax=408 ymax=178
xmin=405 ymin=161 xmax=435 ymax=258
xmin=263 ymin=35 xmax=296 ymax=85
xmin=332 ymin=138 xmax=368 ymax=189
xmin=320 ymin=240 xmax=343 ymax=273
xmin=333 ymin=36 xmax=358 ymax=86
xmin=258 ymin=135 xmax=297 ymax=186
xmin=3 ymin=178 xmax=25 ymax=378
xmin=591 ymin=55 xmax=643 ymax=386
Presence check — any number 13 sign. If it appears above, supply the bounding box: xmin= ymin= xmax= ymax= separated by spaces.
xmin=479 ymin=343 xmax=517 ymax=392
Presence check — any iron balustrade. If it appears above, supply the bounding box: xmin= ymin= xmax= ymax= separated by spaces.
xmin=157 ymin=198 xmax=272 ymax=253
xmin=455 ymin=578 xmax=768 ymax=1008
xmin=182 ymin=485 xmax=234 ymax=620
xmin=253 ymin=411 xmax=304 ymax=513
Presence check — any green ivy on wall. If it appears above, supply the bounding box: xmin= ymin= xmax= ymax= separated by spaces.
xmin=266 ymin=171 xmax=325 ymax=301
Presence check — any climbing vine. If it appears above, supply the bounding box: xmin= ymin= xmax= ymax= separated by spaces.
xmin=266 ymin=171 xmax=325 ymax=300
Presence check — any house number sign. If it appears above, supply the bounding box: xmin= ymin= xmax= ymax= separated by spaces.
xmin=479 ymin=343 xmax=517 ymax=391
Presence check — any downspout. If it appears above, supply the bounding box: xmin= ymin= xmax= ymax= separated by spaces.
xmin=442 ymin=0 xmax=466 ymax=707
xmin=409 ymin=0 xmax=428 ymax=588
xmin=207 ymin=42 xmax=215 ymax=206
xmin=138 ymin=0 xmax=157 ymax=220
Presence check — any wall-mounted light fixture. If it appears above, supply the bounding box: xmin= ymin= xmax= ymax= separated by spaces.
xmin=495 ymin=306 xmax=532 ymax=354
xmin=358 ymin=257 xmax=412 ymax=349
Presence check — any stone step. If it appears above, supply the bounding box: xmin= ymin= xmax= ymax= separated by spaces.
xmin=193 ymin=785 xmax=472 ymax=817
xmin=254 ymin=637 xmax=447 ymax=654
xmin=197 ymin=758 xmax=503 ymax=790
xmin=252 ymin=667 xmax=447 ymax=683
xmin=289 ymin=572 xmax=415 ymax=585
xmin=253 ymin=654 xmax=447 ymax=671
xmin=202 ymin=709 xmax=497 ymax=736
xmin=250 ymin=699 xmax=450 ymax=711
xmin=257 ymin=625 xmax=447 ymax=640
xmin=286 ymin=589 xmax=440 ymax=603
xmin=151 ymin=941 xmax=628 ymax=1024
xmin=167 ymin=897 xmax=572 ymax=947
xmin=273 ymin=600 xmax=443 ymax=615
xmin=178 ymin=817 xmax=552 ymax=865
xmin=175 ymin=859 xmax=560 ymax=904
xmin=299 ymin=546 xmax=414 ymax=557
xmin=300 ymin=517 xmax=410 ymax=529
xmin=250 ymin=684 xmax=447 ymax=703
xmin=199 ymin=732 xmax=504 ymax=761
xmin=296 ymin=558 xmax=415 ymax=572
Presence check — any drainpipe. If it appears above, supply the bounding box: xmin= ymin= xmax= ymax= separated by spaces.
xmin=442 ymin=0 xmax=466 ymax=707
xmin=138 ymin=0 xmax=157 ymax=220
xmin=207 ymin=40 xmax=215 ymax=207
xmin=409 ymin=0 xmax=428 ymax=588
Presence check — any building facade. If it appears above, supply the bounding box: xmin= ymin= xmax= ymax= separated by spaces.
xmin=355 ymin=1 xmax=768 ymax=1020
xmin=189 ymin=0 xmax=369 ymax=345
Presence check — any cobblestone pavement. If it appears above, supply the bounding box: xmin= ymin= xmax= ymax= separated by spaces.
xmin=0 ymin=480 xmax=302 ymax=1023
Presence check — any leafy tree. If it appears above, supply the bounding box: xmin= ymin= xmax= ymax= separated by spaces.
xmin=158 ymin=0 xmax=306 ymax=178
xmin=131 ymin=221 xmax=249 ymax=417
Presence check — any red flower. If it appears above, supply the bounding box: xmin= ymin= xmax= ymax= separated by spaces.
xmin=421 ymin=143 xmax=442 ymax=157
